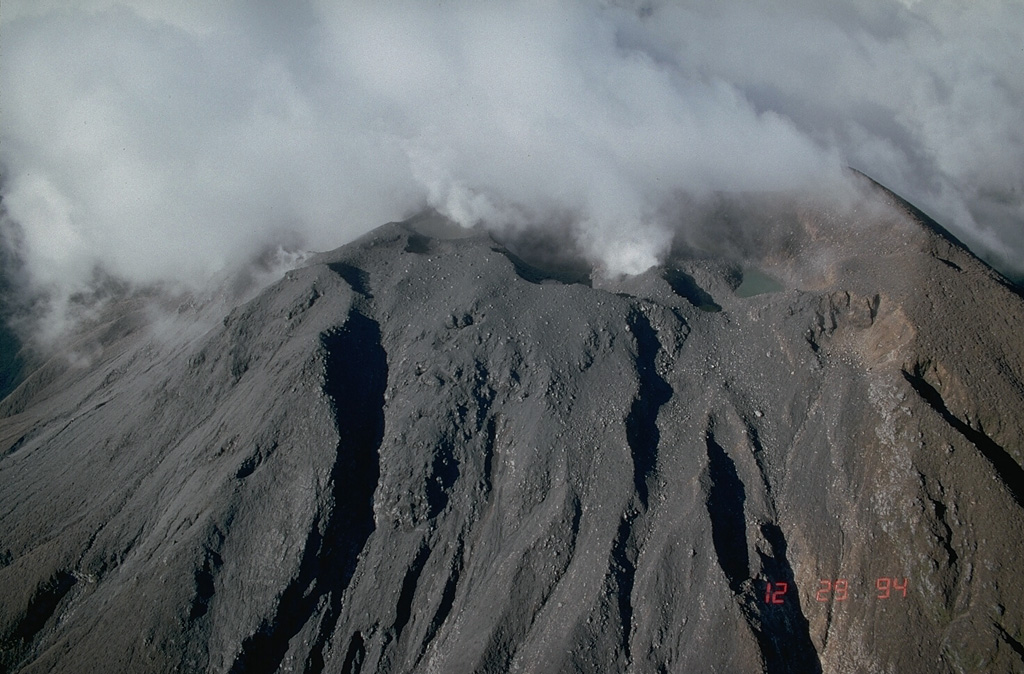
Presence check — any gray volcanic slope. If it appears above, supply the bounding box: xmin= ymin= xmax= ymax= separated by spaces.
xmin=2 ymin=189 xmax=1024 ymax=673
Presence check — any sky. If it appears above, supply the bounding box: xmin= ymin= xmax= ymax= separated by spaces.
xmin=1 ymin=1 xmax=1023 ymax=340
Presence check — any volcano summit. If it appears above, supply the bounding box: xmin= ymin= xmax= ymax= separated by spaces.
xmin=1 ymin=187 xmax=1024 ymax=673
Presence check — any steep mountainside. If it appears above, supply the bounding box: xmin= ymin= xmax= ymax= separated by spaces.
xmin=1 ymin=189 xmax=1023 ymax=673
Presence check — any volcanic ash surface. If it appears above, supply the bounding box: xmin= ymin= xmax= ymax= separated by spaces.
xmin=2 ymin=198 xmax=1024 ymax=674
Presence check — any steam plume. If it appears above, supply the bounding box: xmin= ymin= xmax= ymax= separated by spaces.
xmin=2 ymin=1 xmax=1022 ymax=339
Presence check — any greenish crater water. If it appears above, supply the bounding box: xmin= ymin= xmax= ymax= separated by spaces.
xmin=735 ymin=268 xmax=784 ymax=297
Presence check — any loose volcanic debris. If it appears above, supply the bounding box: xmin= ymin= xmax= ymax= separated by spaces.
xmin=2 ymin=193 xmax=1024 ymax=673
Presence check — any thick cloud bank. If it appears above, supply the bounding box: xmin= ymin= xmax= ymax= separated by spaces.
xmin=2 ymin=1 xmax=1023 ymax=338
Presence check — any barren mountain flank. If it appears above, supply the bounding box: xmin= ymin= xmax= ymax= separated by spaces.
xmin=2 ymin=187 xmax=1023 ymax=673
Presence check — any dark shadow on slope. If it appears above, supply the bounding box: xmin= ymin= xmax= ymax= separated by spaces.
xmin=327 ymin=263 xmax=372 ymax=298
xmin=9 ymin=571 xmax=77 ymax=644
xmin=903 ymin=369 xmax=1024 ymax=508
xmin=626 ymin=311 xmax=673 ymax=508
xmin=997 ymin=625 xmax=1024 ymax=660
xmin=749 ymin=524 xmax=822 ymax=674
xmin=705 ymin=435 xmax=748 ymax=591
xmin=340 ymin=632 xmax=366 ymax=674
xmin=412 ymin=539 xmax=464 ymax=670
xmin=0 ymin=571 xmax=78 ymax=672
xmin=394 ymin=544 xmax=431 ymax=643
xmin=188 ymin=547 xmax=223 ymax=622
xmin=495 ymin=249 xmax=592 ymax=287
xmin=229 ymin=312 xmax=387 ymax=674
xmin=609 ymin=516 xmax=638 ymax=664
xmin=404 ymin=233 xmax=432 ymax=255
xmin=490 ymin=226 xmax=593 ymax=286
xmin=705 ymin=432 xmax=820 ymax=672
xmin=664 ymin=269 xmax=721 ymax=312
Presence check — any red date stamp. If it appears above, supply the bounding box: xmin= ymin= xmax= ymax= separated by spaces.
xmin=763 ymin=577 xmax=908 ymax=605
xmin=816 ymin=578 xmax=849 ymax=602
xmin=764 ymin=581 xmax=788 ymax=604
xmin=874 ymin=577 xmax=908 ymax=599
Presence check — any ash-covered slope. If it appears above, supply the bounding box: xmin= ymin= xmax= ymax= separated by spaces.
xmin=1 ymin=190 xmax=1024 ymax=674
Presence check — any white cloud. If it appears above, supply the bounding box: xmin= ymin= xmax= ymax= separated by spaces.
xmin=1 ymin=0 xmax=1022 ymax=340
